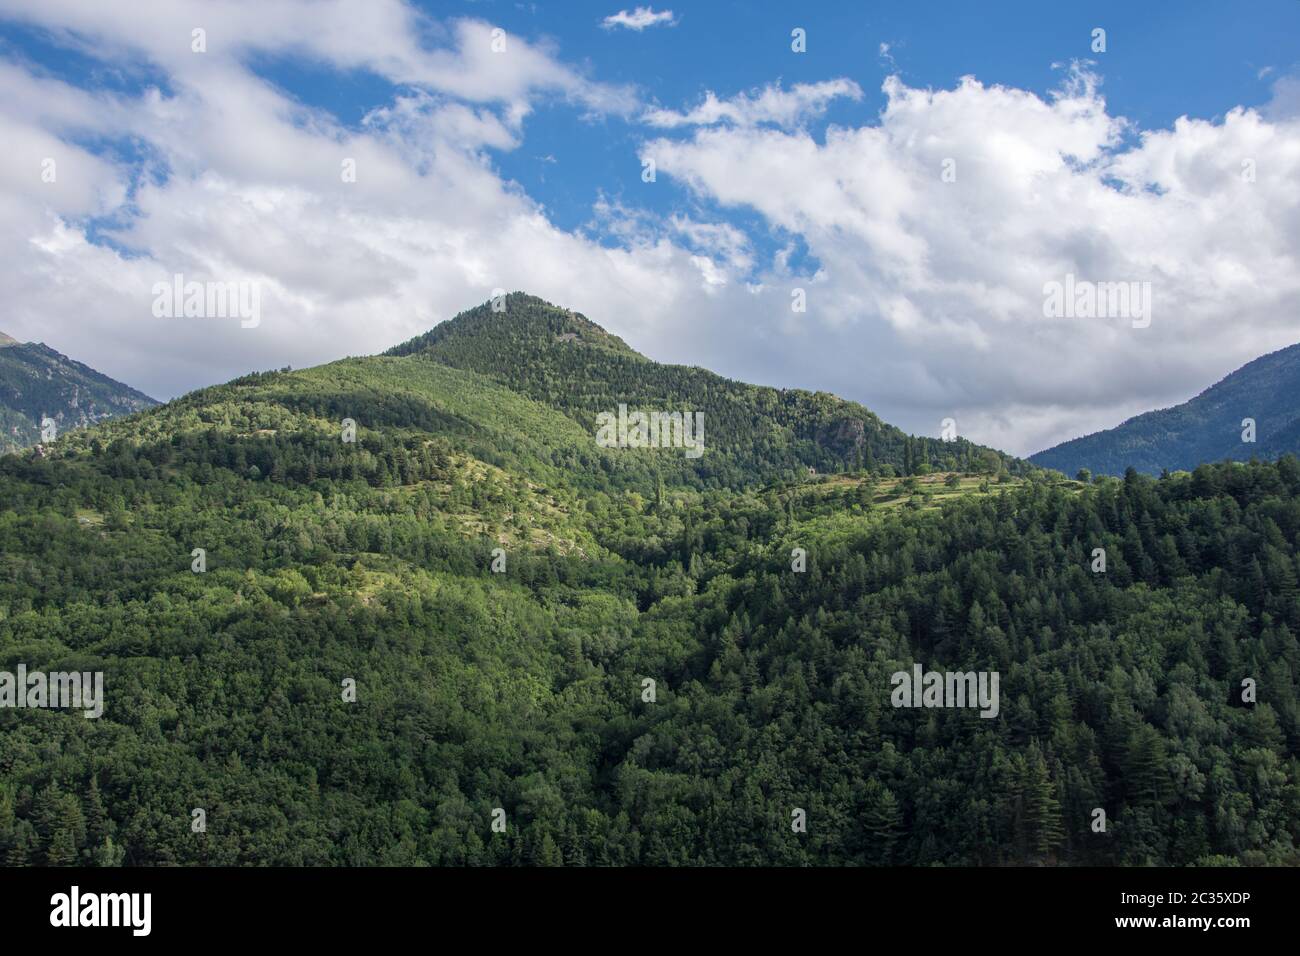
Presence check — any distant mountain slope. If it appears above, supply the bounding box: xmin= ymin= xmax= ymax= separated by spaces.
xmin=0 ymin=335 xmax=158 ymax=454
xmin=1031 ymin=342 xmax=1300 ymax=476
xmin=389 ymin=293 xmax=1028 ymax=486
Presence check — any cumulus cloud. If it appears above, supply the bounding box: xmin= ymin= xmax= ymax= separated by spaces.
xmin=643 ymin=79 xmax=864 ymax=128
xmin=601 ymin=7 xmax=677 ymax=31
xmin=638 ymin=67 xmax=1300 ymax=455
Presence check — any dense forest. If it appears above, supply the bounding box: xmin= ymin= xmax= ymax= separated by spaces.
xmin=0 ymin=298 xmax=1296 ymax=866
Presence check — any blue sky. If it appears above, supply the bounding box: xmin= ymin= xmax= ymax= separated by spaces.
xmin=0 ymin=1 xmax=1298 ymax=455
xmin=173 ymin=1 xmax=1300 ymax=254
xmin=482 ymin=0 xmax=1298 ymax=233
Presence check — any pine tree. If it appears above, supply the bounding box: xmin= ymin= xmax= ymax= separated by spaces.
xmin=84 ymin=776 xmax=109 ymax=848
xmin=5 ymin=822 xmax=34 ymax=867
xmin=1022 ymin=747 xmax=1064 ymax=859
xmin=1124 ymin=725 xmax=1168 ymax=807
xmin=862 ymin=781 xmax=903 ymax=865
xmin=92 ymin=835 xmax=126 ymax=867
xmin=46 ymin=827 xmax=77 ymax=866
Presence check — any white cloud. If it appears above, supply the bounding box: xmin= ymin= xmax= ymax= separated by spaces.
xmin=602 ymin=7 xmax=677 ymax=31
xmin=670 ymin=215 xmax=754 ymax=274
xmin=0 ymin=1 xmax=637 ymax=119
xmin=643 ymin=79 xmax=863 ymax=128
xmin=1266 ymin=72 xmax=1300 ymax=120
xmin=642 ymin=67 xmax=1300 ymax=455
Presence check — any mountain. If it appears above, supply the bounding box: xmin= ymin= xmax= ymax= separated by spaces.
xmin=0 ymin=295 xmax=1296 ymax=868
xmin=1031 ymin=342 xmax=1300 ymax=476
xmin=31 ymin=294 xmax=1026 ymax=506
xmin=388 ymin=293 xmax=1025 ymax=485
xmin=0 ymin=334 xmax=158 ymax=454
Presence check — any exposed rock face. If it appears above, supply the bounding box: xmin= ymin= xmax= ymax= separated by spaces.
xmin=0 ymin=341 xmax=158 ymax=453
xmin=817 ymin=417 xmax=867 ymax=454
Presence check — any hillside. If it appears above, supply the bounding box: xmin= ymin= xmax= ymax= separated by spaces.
xmin=0 ymin=297 xmax=1297 ymax=868
xmin=1031 ymin=342 xmax=1300 ymax=476
xmin=0 ymin=335 xmax=158 ymax=454
xmin=388 ymin=293 xmax=1026 ymax=487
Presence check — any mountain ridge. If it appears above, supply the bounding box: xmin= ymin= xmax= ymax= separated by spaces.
xmin=1031 ymin=341 xmax=1300 ymax=476
xmin=0 ymin=339 xmax=159 ymax=454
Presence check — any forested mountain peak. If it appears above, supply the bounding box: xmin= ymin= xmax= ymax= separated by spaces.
xmin=383 ymin=292 xmax=1028 ymax=486
xmin=386 ymin=293 xmax=642 ymax=361
xmin=0 ymin=331 xmax=18 ymax=347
